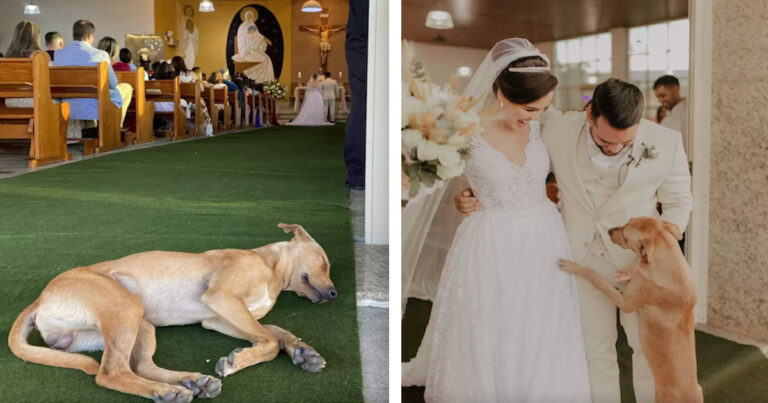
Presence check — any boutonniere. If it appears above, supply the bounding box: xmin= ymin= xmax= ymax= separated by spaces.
xmin=634 ymin=142 xmax=659 ymax=167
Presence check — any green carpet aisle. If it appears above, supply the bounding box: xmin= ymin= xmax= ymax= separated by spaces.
xmin=0 ymin=126 xmax=363 ymax=402
xmin=402 ymin=298 xmax=768 ymax=402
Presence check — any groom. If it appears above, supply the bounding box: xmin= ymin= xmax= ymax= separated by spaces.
xmin=456 ymin=78 xmax=693 ymax=403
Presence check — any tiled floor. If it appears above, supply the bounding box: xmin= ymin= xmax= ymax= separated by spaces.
xmin=349 ymin=189 xmax=389 ymax=403
xmin=0 ymin=138 xmax=177 ymax=179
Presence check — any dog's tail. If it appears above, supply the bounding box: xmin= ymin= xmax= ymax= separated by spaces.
xmin=8 ymin=300 xmax=100 ymax=375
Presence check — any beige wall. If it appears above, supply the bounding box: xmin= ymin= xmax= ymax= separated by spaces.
xmin=0 ymin=0 xmax=154 ymax=53
xmin=290 ymin=0 xmax=349 ymax=85
xmin=406 ymin=42 xmax=489 ymax=94
xmin=708 ymin=0 xmax=768 ymax=340
xmin=155 ymin=0 xmax=292 ymax=86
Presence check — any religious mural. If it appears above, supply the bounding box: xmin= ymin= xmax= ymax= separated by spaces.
xmin=226 ymin=5 xmax=284 ymax=83
xmin=181 ymin=5 xmax=199 ymax=68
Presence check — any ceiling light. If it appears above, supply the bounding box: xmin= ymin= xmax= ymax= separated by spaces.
xmin=199 ymin=0 xmax=214 ymax=12
xmin=457 ymin=66 xmax=472 ymax=77
xmin=425 ymin=10 xmax=454 ymax=29
xmin=24 ymin=2 xmax=40 ymax=15
xmin=302 ymin=0 xmax=323 ymax=13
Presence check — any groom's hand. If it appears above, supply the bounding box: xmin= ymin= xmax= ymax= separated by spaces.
xmin=454 ymin=188 xmax=481 ymax=217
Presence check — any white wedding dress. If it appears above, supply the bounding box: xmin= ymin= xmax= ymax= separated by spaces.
xmin=287 ymin=81 xmax=333 ymax=126
xmin=407 ymin=121 xmax=591 ymax=403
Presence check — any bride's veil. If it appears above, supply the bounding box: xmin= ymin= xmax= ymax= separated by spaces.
xmin=401 ymin=38 xmax=552 ymax=314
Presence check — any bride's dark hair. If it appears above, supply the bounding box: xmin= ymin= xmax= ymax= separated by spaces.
xmin=492 ymin=56 xmax=558 ymax=104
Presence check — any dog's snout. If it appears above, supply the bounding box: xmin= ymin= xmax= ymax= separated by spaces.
xmin=327 ymin=287 xmax=338 ymax=300
xmin=609 ymin=227 xmax=619 ymax=236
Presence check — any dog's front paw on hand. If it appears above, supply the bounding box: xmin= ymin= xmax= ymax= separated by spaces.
xmin=181 ymin=375 xmax=222 ymax=398
xmin=292 ymin=343 xmax=326 ymax=372
xmin=614 ymin=268 xmax=632 ymax=282
xmin=557 ymin=258 xmax=583 ymax=275
xmin=214 ymin=347 xmax=244 ymax=377
xmin=152 ymin=386 xmax=194 ymax=403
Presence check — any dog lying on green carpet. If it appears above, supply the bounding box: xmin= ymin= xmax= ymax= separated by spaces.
xmin=8 ymin=223 xmax=336 ymax=403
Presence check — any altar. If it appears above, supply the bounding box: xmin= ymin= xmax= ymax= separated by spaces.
xmin=292 ymin=85 xmax=348 ymax=113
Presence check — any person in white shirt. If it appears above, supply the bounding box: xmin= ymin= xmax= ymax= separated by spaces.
xmin=320 ymin=71 xmax=339 ymax=122
xmin=653 ymin=75 xmax=689 ymax=160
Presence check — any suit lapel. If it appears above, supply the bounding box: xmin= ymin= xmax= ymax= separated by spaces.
xmin=563 ymin=115 xmax=596 ymax=213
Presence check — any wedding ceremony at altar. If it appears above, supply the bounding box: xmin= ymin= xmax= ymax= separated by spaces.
xmin=0 ymin=0 xmax=388 ymax=402
xmin=401 ymin=0 xmax=768 ymax=402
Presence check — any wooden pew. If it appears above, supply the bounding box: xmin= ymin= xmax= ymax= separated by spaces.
xmin=0 ymin=51 xmax=70 ymax=167
xmin=144 ymin=78 xmax=186 ymax=141
xmin=227 ymin=89 xmax=241 ymax=129
xmin=205 ymin=85 xmax=220 ymax=134
xmin=116 ymin=67 xmax=155 ymax=144
xmin=259 ymin=91 xmax=269 ymax=127
xmin=179 ymin=81 xmax=203 ymax=137
xmin=211 ymin=86 xmax=231 ymax=131
xmin=50 ymin=61 xmax=122 ymax=153
xmin=245 ymin=91 xmax=257 ymax=127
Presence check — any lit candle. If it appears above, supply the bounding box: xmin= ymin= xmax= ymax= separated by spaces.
xmin=338 ymin=71 xmax=342 ymax=79
xmin=298 ymin=71 xmax=302 ymax=80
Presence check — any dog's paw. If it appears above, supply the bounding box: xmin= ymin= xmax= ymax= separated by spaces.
xmin=614 ymin=268 xmax=632 ymax=282
xmin=181 ymin=375 xmax=222 ymax=398
xmin=292 ymin=343 xmax=326 ymax=372
xmin=152 ymin=386 xmax=194 ymax=403
xmin=557 ymin=258 xmax=582 ymax=274
xmin=214 ymin=347 xmax=244 ymax=377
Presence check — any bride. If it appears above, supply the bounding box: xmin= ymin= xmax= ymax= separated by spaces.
xmin=287 ymin=73 xmax=333 ymax=126
xmin=402 ymin=38 xmax=591 ymax=402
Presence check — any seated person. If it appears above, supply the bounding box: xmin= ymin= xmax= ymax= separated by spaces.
xmin=113 ymin=48 xmax=135 ymax=72
xmin=219 ymin=68 xmax=243 ymax=102
xmin=4 ymin=21 xmax=48 ymax=108
xmin=152 ymin=62 xmax=189 ymax=113
xmin=54 ymin=20 xmax=132 ymax=128
xmin=137 ymin=53 xmax=151 ymax=80
xmin=96 ymin=36 xmax=119 ymax=66
xmin=44 ymin=31 xmax=64 ymax=61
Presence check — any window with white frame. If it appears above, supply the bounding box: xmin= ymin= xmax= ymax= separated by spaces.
xmin=627 ymin=19 xmax=689 ymax=120
xmin=553 ymin=33 xmax=612 ymax=112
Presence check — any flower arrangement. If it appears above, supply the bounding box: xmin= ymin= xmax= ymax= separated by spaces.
xmin=401 ymin=43 xmax=483 ymax=200
xmin=263 ymin=80 xmax=287 ymax=99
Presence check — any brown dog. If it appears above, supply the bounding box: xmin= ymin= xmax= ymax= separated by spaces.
xmin=558 ymin=217 xmax=703 ymax=403
xmin=8 ymin=224 xmax=336 ymax=403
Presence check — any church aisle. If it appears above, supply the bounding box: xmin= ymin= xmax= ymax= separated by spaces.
xmin=0 ymin=125 xmax=364 ymax=402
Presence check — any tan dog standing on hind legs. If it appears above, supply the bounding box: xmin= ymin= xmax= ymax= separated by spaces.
xmin=558 ymin=217 xmax=703 ymax=403
xmin=9 ymin=223 xmax=336 ymax=403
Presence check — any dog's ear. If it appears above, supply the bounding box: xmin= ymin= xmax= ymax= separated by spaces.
xmin=662 ymin=221 xmax=683 ymax=241
xmin=278 ymin=223 xmax=316 ymax=242
xmin=640 ymin=237 xmax=655 ymax=266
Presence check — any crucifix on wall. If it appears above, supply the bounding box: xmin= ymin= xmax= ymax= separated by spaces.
xmin=299 ymin=8 xmax=345 ymax=71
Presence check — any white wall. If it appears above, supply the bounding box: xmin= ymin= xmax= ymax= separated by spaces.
xmin=365 ymin=0 xmax=388 ymax=245
xmin=0 ymin=0 xmax=154 ymax=53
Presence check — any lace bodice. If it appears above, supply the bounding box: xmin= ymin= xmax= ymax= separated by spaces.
xmin=465 ymin=121 xmax=550 ymax=211
xmin=306 ymin=81 xmax=321 ymax=93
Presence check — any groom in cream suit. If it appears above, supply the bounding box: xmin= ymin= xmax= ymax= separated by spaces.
xmin=457 ymin=79 xmax=693 ymax=403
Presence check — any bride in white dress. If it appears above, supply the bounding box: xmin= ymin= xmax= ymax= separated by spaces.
xmin=287 ymin=74 xmax=333 ymax=126
xmin=402 ymin=38 xmax=591 ymax=402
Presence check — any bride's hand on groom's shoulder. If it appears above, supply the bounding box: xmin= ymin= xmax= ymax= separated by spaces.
xmin=454 ymin=188 xmax=481 ymax=217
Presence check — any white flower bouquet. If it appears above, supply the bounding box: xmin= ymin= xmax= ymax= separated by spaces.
xmin=263 ymin=80 xmax=287 ymax=99
xmin=402 ymin=45 xmax=483 ymax=200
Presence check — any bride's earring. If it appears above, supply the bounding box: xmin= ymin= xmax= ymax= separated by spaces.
xmin=499 ymin=101 xmax=504 ymax=110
